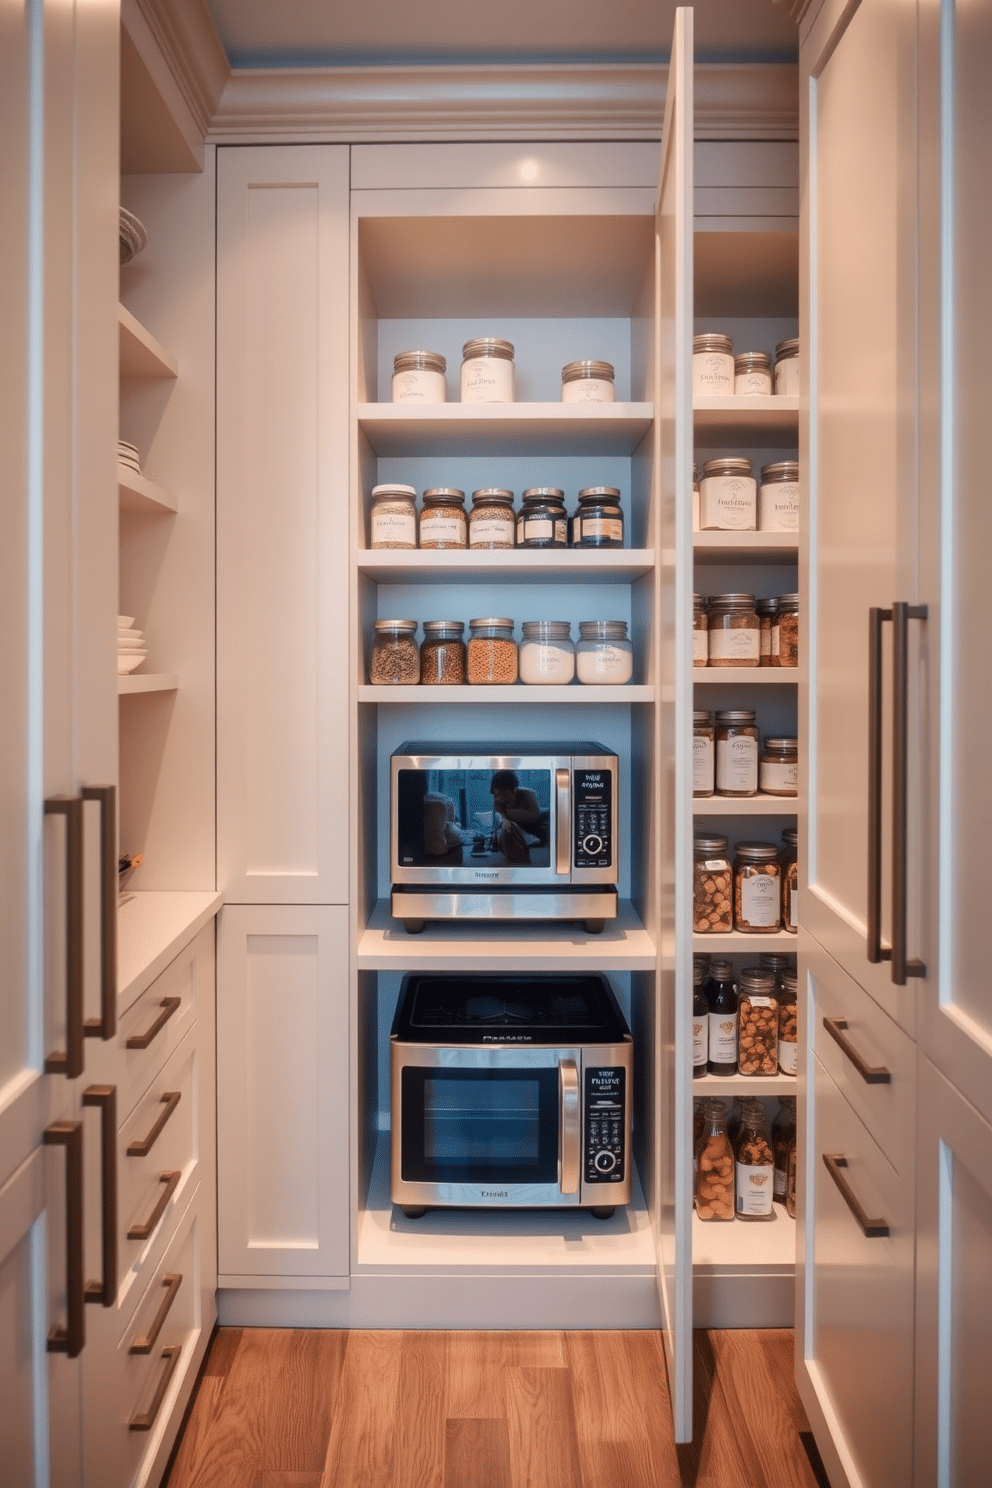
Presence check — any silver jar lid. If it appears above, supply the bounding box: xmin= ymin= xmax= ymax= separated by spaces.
xmin=760 ymin=461 xmax=800 ymax=483
xmin=562 ymin=359 xmax=615 ymax=382
xmin=759 ymin=953 xmax=796 ymax=971
xmin=422 ymin=487 xmax=466 ymax=505
xmin=782 ymin=828 xmax=799 ymax=848
xmin=739 ymin=968 xmax=777 ymax=992
xmin=469 ymin=617 xmax=514 ymax=631
xmin=734 ymin=352 xmax=772 ymax=372
xmin=735 ymin=842 xmax=781 ymax=863
xmin=763 ymin=737 xmax=798 ymax=753
xmin=373 ymin=618 xmax=417 ymax=633
xmin=701 ymin=457 xmax=753 ymax=479
xmin=693 ymin=592 xmax=706 ymax=610
xmin=577 ymin=620 xmax=629 ymax=640
xmin=716 ymin=709 xmax=757 ymax=724
xmin=393 ymin=350 xmax=446 ymax=374
xmin=462 ymin=337 xmax=514 ymax=361
xmin=756 ymin=596 xmax=779 ymax=616
xmin=775 ymin=337 xmax=800 ymax=361
xmin=779 ymin=970 xmax=798 ymax=994
xmin=422 ymin=620 xmax=465 ymax=636
xmin=471 ymin=488 xmax=514 ymax=505
xmin=577 ymin=486 xmax=622 ymax=502
xmin=694 ymin=833 xmax=729 ymax=856
xmin=708 ymin=593 xmax=757 ymax=612
xmin=522 ymin=487 xmax=565 ymax=503
xmin=693 ymin=333 xmax=733 ymax=355
xmin=693 ymin=710 xmax=712 ymax=727
xmin=776 ymin=593 xmax=800 ymax=612
xmin=371 ymin=483 xmax=416 ymax=499
xmin=521 ymin=620 xmax=572 ymax=639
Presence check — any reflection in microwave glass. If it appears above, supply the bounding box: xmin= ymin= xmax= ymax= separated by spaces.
xmin=401 ymin=767 xmax=552 ymax=869
xmin=423 ymin=1078 xmax=540 ymax=1165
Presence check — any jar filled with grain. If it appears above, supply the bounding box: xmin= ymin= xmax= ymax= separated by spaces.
xmin=519 ymin=621 xmax=575 ymax=685
xmin=420 ymin=488 xmax=467 ymax=550
xmin=692 ymin=333 xmax=735 ymax=396
xmin=771 ymin=593 xmax=799 ymax=667
xmin=734 ymin=842 xmax=782 ymax=933
xmin=469 ymin=489 xmax=515 ymax=549
xmin=773 ymin=1098 xmax=797 ymax=1204
xmin=466 ymin=617 xmax=518 ymax=685
xmin=759 ymin=737 xmax=798 ymax=796
xmin=734 ymin=351 xmax=773 ymax=395
xmin=693 ymin=593 xmax=708 ymax=668
xmin=419 ymin=620 xmax=466 ymax=685
xmin=707 ymin=593 xmax=760 ymax=667
xmin=369 ymin=619 xmax=419 ymax=685
xmin=699 ymin=457 xmax=756 ymax=531
xmin=692 ymin=962 xmax=709 ymax=1080
xmin=694 ymin=834 xmax=733 ymax=934
xmin=758 ymin=461 xmax=800 ymax=532
xmin=715 ymin=710 xmax=759 ymax=797
xmin=561 ymin=359 xmax=616 ymax=402
xmin=734 ymin=1103 xmax=775 ymax=1221
xmin=694 ymin=1099 xmax=735 ymax=1221
xmin=693 ymin=710 xmax=715 ymax=798
xmin=461 ymin=337 xmax=515 ymax=402
xmin=576 ymin=621 xmax=633 ymax=684
xmin=774 ymin=337 xmax=800 ymax=396
xmin=392 ymin=350 xmax=447 ymax=404
xmin=369 ymin=484 xmax=418 ymax=550
xmin=778 ymin=970 xmax=798 ymax=1075
xmin=706 ymin=960 xmax=738 ymax=1076
xmin=572 ymin=487 xmax=624 ymax=547
xmin=781 ymin=828 xmax=799 ymax=934
xmin=736 ymin=967 xmax=780 ymax=1075
xmin=756 ymin=596 xmax=778 ymax=667
xmin=517 ymin=488 xmax=567 ymax=548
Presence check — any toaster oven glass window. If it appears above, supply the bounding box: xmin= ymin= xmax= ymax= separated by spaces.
xmin=397 ymin=768 xmax=552 ymax=868
xmin=401 ymin=1067 xmax=559 ymax=1184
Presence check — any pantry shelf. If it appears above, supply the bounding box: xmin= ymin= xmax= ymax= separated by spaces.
xmin=358 ymin=683 xmax=654 ymax=704
xmin=357 ymin=402 xmax=653 ymax=457
xmin=118 ymin=673 xmax=179 ymax=695
xmin=118 ymin=464 xmax=178 ymax=515
xmin=692 ymin=1207 xmax=796 ymax=1270
xmin=693 ymin=930 xmax=798 ymax=953
xmin=118 ymin=303 xmax=178 ymax=379
xmin=693 ymin=796 xmax=802 ymax=816
xmin=693 ymin=531 xmax=799 ymax=562
xmin=357 ymin=549 xmax=655 ymax=584
xmin=693 ymin=1072 xmax=797 ymax=1097
xmin=693 ymin=669 xmax=801 ymax=686
xmin=693 ymin=394 xmax=798 ymax=447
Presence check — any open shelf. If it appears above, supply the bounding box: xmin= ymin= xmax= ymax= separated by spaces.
xmin=693 ymin=669 xmax=800 ymax=686
xmin=118 ymin=464 xmax=178 ymax=515
xmin=693 ymin=1072 xmax=797 ymax=1097
xmin=693 ymin=795 xmax=801 ymax=816
xmin=358 ymin=548 xmax=655 ymax=584
xmin=359 ymin=683 xmax=653 ymax=704
xmin=693 ymin=929 xmax=798 ymax=953
xmin=118 ymin=673 xmax=179 ymax=695
xmin=692 ymin=1206 xmax=796 ymax=1269
xmin=693 ymin=394 xmax=798 ymax=447
xmin=118 ymin=303 xmax=178 ymax=379
xmin=693 ymin=531 xmax=799 ymax=562
xmin=357 ymin=402 xmax=653 ymax=457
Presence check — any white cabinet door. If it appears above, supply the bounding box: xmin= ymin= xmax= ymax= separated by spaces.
xmin=216 ymin=904 xmax=351 ymax=1281
xmin=216 ymin=145 xmax=351 ymax=906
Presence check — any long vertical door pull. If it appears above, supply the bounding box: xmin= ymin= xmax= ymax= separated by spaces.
xmin=866 ymin=607 xmax=891 ymax=964
xmin=891 ymin=602 xmax=927 ymax=984
xmin=82 ymin=1085 xmax=117 ymax=1305
xmin=44 ymin=1121 xmax=85 ymax=1356
xmin=82 ymin=784 xmax=117 ymax=1040
xmin=44 ymin=796 xmax=85 ymax=1077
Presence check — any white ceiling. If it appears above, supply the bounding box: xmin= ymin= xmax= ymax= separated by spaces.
xmin=206 ymin=0 xmax=798 ymax=70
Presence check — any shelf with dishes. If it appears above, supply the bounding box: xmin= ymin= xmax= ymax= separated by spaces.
xmin=357 ymin=402 xmax=654 ymax=457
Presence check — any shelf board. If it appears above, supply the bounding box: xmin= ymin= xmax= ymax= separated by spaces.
xmin=693 ymin=1072 xmax=797 ymax=1097
xmin=692 ymin=1207 xmax=796 ymax=1271
xmin=357 ymin=548 xmax=655 ymax=584
xmin=693 ymin=929 xmax=798 ymax=953
xmin=118 ymin=672 xmax=179 ymax=695
xmin=118 ymin=464 xmax=178 ymax=515
xmin=359 ymin=683 xmax=653 ymax=704
xmin=693 ymin=796 xmax=801 ymax=816
xmin=693 ymin=395 xmax=798 ymax=448
xmin=693 ymin=668 xmax=801 ymax=686
xmin=357 ymin=899 xmax=656 ymax=971
xmin=693 ymin=531 xmax=798 ymax=562
xmin=357 ymin=402 xmax=653 ymax=457
xmin=118 ymin=303 xmax=178 ymax=379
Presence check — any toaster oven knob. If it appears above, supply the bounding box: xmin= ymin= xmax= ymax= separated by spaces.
xmin=594 ymin=1149 xmax=617 ymax=1173
xmin=581 ymin=833 xmax=604 ymax=855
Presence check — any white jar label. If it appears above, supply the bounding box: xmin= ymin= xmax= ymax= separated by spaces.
xmin=735 ymin=370 xmax=772 ymax=395
xmin=709 ymin=1012 xmax=737 ymax=1063
xmin=736 ymin=1163 xmax=774 ymax=1216
xmin=562 ymin=379 xmax=615 ymax=403
xmin=775 ymin=358 xmax=800 ymax=396
xmin=693 ymin=630 xmax=709 ymax=664
xmin=576 ymin=645 xmax=633 ymax=684
xmin=778 ymin=1038 xmax=798 ymax=1076
xmin=692 ymin=351 xmax=735 ymax=395
xmin=580 ymin=517 xmax=623 ymax=543
xmin=692 ymin=486 xmax=700 ymax=532
xmin=759 ymin=760 xmax=798 ymax=793
xmin=693 ymin=735 xmax=714 ymax=793
xmin=758 ymin=480 xmax=800 ymax=532
xmin=371 ymin=509 xmax=416 ymax=546
xmin=420 ymin=513 xmax=465 ymax=544
xmin=740 ymin=872 xmax=780 ymax=927
xmin=522 ymin=517 xmax=553 ymax=542
xmin=693 ymin=1016 xmax=708 ymax=1067
xmin=461 ymin=357 xmax=514 ymax=403
xmin=699 ymin=475 xmax=757 ymax=531
xmin=716 ymin=737 xmax=758 ymax=793
xmin=519 ymin=642 xmax=575 ymax=685
xmin=708 ymin=626 xmax=760 ymax=662
xmin=392 ymin=368 xmax=447 ymax=404
xmin=470 ymin=514 xmax=515 ymax=546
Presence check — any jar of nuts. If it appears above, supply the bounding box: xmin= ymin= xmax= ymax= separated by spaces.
xmin=369 ymin=619 xmax=419 ymax=685
xmin=707 ymin=593 xmax=760 ymax=667
xmin=466 ymin=618 xmax=518 ymax=685
xmin=706 ymin=960 xmax=738 ymax=1076
xmin=734 ymin=842 xmax=782 ymax=932
xmin=781 ymin=828 xmax=799 ymax=934
xmin=736 ymin=967 xmax=780 ymax=1076
xmin=735 ymin=1104 xmax=775 ymax=1220
xmin=771 ymin=593 xmax=799 ymax=667
xmin=694 ymin=1100 xmax=735 ymax=1221
xmin=419 ymin=620 xmax=466 ymax=685
xmin=777 ymin=969 xmax=798 ymax=1075
xmin=694 ymin=835 xmax=733 ymax=934
xmin=715 ymin=710 xmax=759 ymax=797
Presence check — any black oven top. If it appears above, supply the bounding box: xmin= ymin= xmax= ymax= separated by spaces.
xmin=390 ymin=973 xmax=631 ymax=1045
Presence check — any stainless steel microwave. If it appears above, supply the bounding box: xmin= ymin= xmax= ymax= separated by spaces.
xmin=389 ymin=741 xmax=619 ymax=932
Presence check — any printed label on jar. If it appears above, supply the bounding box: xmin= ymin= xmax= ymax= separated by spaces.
xmin=371 ymin=510 xmax=416 ymax=546
xmin=759 ymin=760 xmax=798 ymax=793
xmin=419 ymin=513 xmax=465 ymax=544
xmin=693 ymin=736 xmax=714 ymax=793
xmin=579 ymin=517 xmax=623 ymax=543
xmin=758 ymin=481 xmax=799 ymax=532
xmin=716 ymin=737 xmax=758 ymax=793
xmin=778 ymin=1038 xmax=798 ymax=1076
xmin=692 ymin=352 xmax=735 ymax=395
xmin=735 ymin=370 xmax=772 ymax=395
xmin=736 ymin=1163 xmax=774 ymax=1216
xmin=562 ymin=379 xmax=614 ymax=402
xmin=693 ymin=1017 xmax=708 ymax=1067
xmin=693 ymin=630 xmax=709 ymax=664
xmin=470 ymin=514 xmax=515 ymax=546
xmin=392 ymin=369 xmax=446 ymax=404
xmin=699 ymin=475 xmax=757 ymax=531
xmin=708 ymin=627 xmax=760 ymax=662
xmin=709 ymin=1012 xmax=738 ymax=1064
xmin=740 ymin=873 xmax=781 ymax=927
xmin=462 ymin=360 xmax=514 ymax=403
xmin=522 ymin=517 xmax=553 ymax=542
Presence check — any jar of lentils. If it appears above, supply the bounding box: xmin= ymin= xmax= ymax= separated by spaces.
xmin=369 ymin=484 xmax=418 ymax=550
xmin=419 ymin=620 xmax=466 ymax=685
xmin=572 ymin=487 xmax=624 ymax=547
xmin=781 ymin=828 xmax=799 ymax=934
xmin=707 ymin=594 xmax=760 ymax=668
xmin=469 ymin=489 xmax=515 ymax=549
xmin=693 ymin=834 xmax=733 ymax=933
xmin=517 ymin=488 xmax=567 ymax=548
xmin=419 ymin=488 xmax=467 ymax=549
xmin=734 ymin=842 xmax=782 ymax=933
xmin=369 ymin=620 xmax=419 ymax=685
xmin=466 ymin=617 xmax=518 ymax=685
xmin=693 ymin=593 xmax=708 ymax=667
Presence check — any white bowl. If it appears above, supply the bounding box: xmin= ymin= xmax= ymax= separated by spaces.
xmin=117 ymin=652 xmax=146 ymax=675
xmin=118 ymin=615 xmax=135 ymax=628
xmin=117 ymin=629 xmax=144 ymax=642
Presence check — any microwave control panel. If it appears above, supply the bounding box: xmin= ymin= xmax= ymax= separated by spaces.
xmin=583 ymin=1066 xmax=626 ymax=1184
xmin=573 ymin=769 xmax=613 ymax=868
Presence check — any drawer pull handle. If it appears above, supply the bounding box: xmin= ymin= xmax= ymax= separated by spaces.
xmin=82 ymin=785 xmax=117 ymax=1041
xmin=128 ymin=1171 xmax=180 ymax=1241
xmin=823 ymin=1153 xmax=889 ymax=1238
xmin=129 ymin=1344 xmax=181 ymax=1431
xmin=127 ymin=1092 xmax=181 ymax=1158
xmin=43 ymin=1121 xmax=85 ymax=1356
xmin=126 ymin=997 xmax=181 ymax=1050
xmin=822 ymin=1018 xmax=892 ymax=1085
xmin=82 ymin=1085 xmax=118 ymax=1306
xmin=44 ymin=796 xmax=85 ymax=1078
xmin=130 ymin=1273 xmax=182 ymax=1355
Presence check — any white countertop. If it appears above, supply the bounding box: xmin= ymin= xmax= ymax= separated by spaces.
xmin=118 ymin=889 xmax=223 ymax=1011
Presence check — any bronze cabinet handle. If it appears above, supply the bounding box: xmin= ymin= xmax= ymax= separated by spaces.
xmin=82 ymin=785 xmax=117 ymax=1041
xmin=82 ymin=1086 xmax=117 ymax=1306
xmin=44 ymin=1121 xmax=85 ymax=1356
xmin=890 ymin=602 xmax=927 ymax=985
xmin=822 ymin=1152 xmax=889 ymax=1238
xmin=129 ymin=1345 xmax=182 ymax=1431
xmin=126 ymin=996 xmax=181 ymax=1051
xmin=866 ymin=608 xmax=890 ymax=966
xmin=127 ymin=1092 xmax=181 ymax=1158
xmin=127 ymin=1171 xmax=180 ymax=1241
xmin=822 ymin=1018 xmax=892 ymax=1085
xmin=129 ymin=1273 xmax=182 ymax=1355
xmin=44 ymin=796 xmax=85 ymax=1078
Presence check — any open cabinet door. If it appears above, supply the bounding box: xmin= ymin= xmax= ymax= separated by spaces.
xmin=655 ymin=5 xmax=695 ymax=1445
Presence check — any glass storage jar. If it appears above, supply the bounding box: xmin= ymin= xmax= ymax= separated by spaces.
xmin=759 ymin=737 xmax=798 ymax=796
xmin=777 ymin=970 xmax=798 ymax=1074
xmin=756 ymin=596 xmax=778 ymax=667
xmin=715 ymin=709 xmax=759 ymax=796
xmin=419 ymin=488 xmax=467 ymax=549
xmin=693 ymin=709 xmax=715 ymax=797
xmin=369 ymin=619 xmax=419 ymax=685
xmin=692 ymin=333 xmax=735 ymax=395
xmin=561 ymin=359 xmax=615 ymax=402
xmin=699 ymin=457 xmax=756 ymax=531
xmin=692 ymin=462 xmax=701 ymax=532
xmin=773 ymin=1098 xmax=797 ymax=1203
xmin=707 ymin=593 xmax=760 ymax=667
xmin=734 ymin=842 xmax=783 ymax=933
xmin=771 ymin=593 xmax=799 ymax=667
xmin=759 ymin=952 xmax=797 ymax=991
xmin=786 ymin=1138 xmax=797 ymax=1217
xmin=735 ymin=1103 xmax=775 ymax=1220
xmin=517 ymin=488 xmax=567 ymax=548
xmin=695 ymin=1100 xmax=735 ymax=1220
xmin=576 ymin=620 xmax=633 ymax=684
xmin=460 ymin=337 xmax=515 ymax=402
xmin=469 ymin=489 xmax=515 ymax=549
xmin=692 ymin=962 xmax=709 ymax=1079
xmin=774 ymin=337 xmax=800 ymax=395
xmin=369 ymin=484 xmax=418 ymax=550
xmin=466 ymin=617 xmax=518 ymax=685
xmin=693 ymin=593 xmax=708 ymax=668
xmin=572 ymin=487 xmax=624 ymax=547
xmin=781 ymin=827 xmax=799 ymax=934
xmin=734 ymin=351 xmax=773 ymax=395
xmin=693 ymin=834 xmax=733 ymax=934
xmin=419 ymin=620 xmax=466 ymax=685
xmin=758 ymin=461 xmax=800 ymax=532
xmin=736 ymin=967 xmax=780 ymax=1075
xmin=519 ymin=621 xmax=575 ymax=685
xmin=391 ymin=350 xmax=447 ymax=404
xmin=706 ymin=960 xmax=738 ymax=1076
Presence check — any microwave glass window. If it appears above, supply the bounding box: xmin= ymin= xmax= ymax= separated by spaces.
xmin=397 ymin=768 xmax=552 ymax=868
xmin=400 ymin=1067 xmax=560 ymax=1184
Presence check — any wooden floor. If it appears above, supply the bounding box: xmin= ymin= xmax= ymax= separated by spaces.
xmin=164 ymin=1328 xmax=830 ymax=1488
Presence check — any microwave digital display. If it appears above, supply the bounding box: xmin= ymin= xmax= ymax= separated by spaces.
xmin=397 ymin=766 xmax=553 ymax=869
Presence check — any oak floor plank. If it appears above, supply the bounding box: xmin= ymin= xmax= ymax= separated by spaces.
xmin=709 ymin=1331 xmax=820 ymax=1488
xmin=163 ymin=1376 xmax=225 ymax=1488
xmin=202 ymin=1326 xmax=244 ymax=1387
xmin=505 ymin=1366 xmax=583 ymax=1488
xmin=565 ymin=1331 xmax=683 ymax=1487
xmin=391 ymin=1332 xmax=448 ymax=1488
xmin=320 ymin=1331 xmax=403 ymax=1488
xmin=674 ymin=1329 xmax=759 ymax=1488
xmin=444 ymin=1419 xmax=512 ymax=1488
xmin=252 ymin=1476 xmax=322 ymax=1487
xmin=443 ymin=1330 xmax=565 ymax=1420
xmin=757 ymin=1327 xmax=811 ymax=1436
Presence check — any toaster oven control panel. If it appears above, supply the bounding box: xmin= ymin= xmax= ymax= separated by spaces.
xmin=584 ymin=1067 xmax=626 ymax=1184
xmin=573 ymin=769 xmax=613 ymax=868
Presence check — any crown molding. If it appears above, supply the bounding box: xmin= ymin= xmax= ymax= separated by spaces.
xmin=129 ymin=0 xmax=230 ymax=138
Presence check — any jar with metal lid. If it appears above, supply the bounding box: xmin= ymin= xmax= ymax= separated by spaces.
xmin=692 ymin=463 xmax=701 ymax=532
xmin=519 ymin=621 xmax=575 ymax=685
xmin=460 ymin=337 xmax=515 ymax=403
xmin=699 ymin=457 xmax=756 ymax=531
xmin=695 ymin=1099 xmax=735 ymax=1220
xmin=734 ymin=842 xmax=782 ymax=933
xmin=466 ymin=617 xmax=518 ymax=685
xmin=734 ymin=351 xmax=773 ymax=395
xmin=693 ymin=593 xmax=708 ymax=668
xmin=771 ymin=593 xmax=799 ymax=667
xmin=774 ymin=337 xmax=800 ymax=396
xmin=517 ymin=488 xmax=567 ymax=548
xmin=369 ymin=619 xmax=419 ymax=685
xmin=758 ymin=951 xmax=797 ymax=990
xmin=736 ymin=967 xmax=780 ymax=1075
xmin=419 ymin=620 xmax=466 ymax=685
xmin=576 ymin=620 xmax=633 ymax=684
xmin=391 ymin=350 xmax=447 ymax=404
xmin=693 ymin=710 xmax=715 ymax=798
xmin=756 ymin=596 xmax=778 ymax=667
xmin=419 ymin=488 xmax=467 ymax=550
xmin=469 ymin=489 xmax=515 ymax=549
xmin=692 ymin=963 xmax=709 ymax=1079
xmin=707 ymin=593 xmax=759 ymax=668
xmin=759 ymin=737 xmax=798 ymax=796
xmin=777 ymin=971 xmax=798 ymax=1075
xmin=693 ymin=834 xmax=733 ymax=934
xmin=758 ymin=461 xmax=800 ymax=532
xmin=572 ymin=486 xmax=624 ymax=547
xmin=781 ymin=828 xmax=799 ymax=934
xmin=369 ymin=484 xmax=418 ymax=550
xmin=561 ymin=359 xmax=615 ymax=403
xmin=706 ymin=961 xmax=738 ymax=1076
xmin=692 ymin=333 xmax=734 ymax=395
xmin=715 ymin=709 xmax=759 ymax=796
xmin=734 ymin=1102 xmax=775 ymax=1220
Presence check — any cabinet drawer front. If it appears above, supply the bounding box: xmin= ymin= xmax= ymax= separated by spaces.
xmin=806 ymin=934 xmax=915 ymax=1174
xmin=119 ymin=1032 xmax=199 ymax=1284
xmin=810 ymin=1056 xmax=914 ymax=1488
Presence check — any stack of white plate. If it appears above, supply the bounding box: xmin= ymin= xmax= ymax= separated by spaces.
xmin=117 ymin=614 xmax=147 ymax=675
xmin=118 ymin=440 xmax=141 ymax=475
xmin=119 ymin=208 xmax=147 ymax=266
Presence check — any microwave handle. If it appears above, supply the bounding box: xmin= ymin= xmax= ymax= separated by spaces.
xmin=559 ymin=1059 xmax=580 ymax=1195
xmin=555 ymin=769 xmax=571 ymax=876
